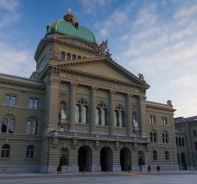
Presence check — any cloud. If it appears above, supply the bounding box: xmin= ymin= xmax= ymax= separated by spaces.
xmin=0 ymin=42 xmax=35 ymax=78
xmin=0 ymin=0 xmax=21 ymax=27
xmin=94 ymin=10 xmax=128 ymax=38
xmin=79 ymin=0 xmax=105 ymax=14
xmin=110 ymin=1 xmax=197 ymax=117
xmin=0 ymin=0 xmax=18 ymax=11
xmin=174 ymin=4 xmax=197 ymax=19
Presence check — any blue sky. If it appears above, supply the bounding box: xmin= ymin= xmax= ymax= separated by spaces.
xmin=0 ymin=0 xmax=197 ymax=118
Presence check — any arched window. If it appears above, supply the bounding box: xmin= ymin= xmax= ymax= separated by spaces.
xmin=102 ymin=108 xmax=107 ymax=125
xmin=26 ymin=120 xmax=37 ymax=135
xmin=75 ymin=99 xmax=88 ymax=124
xmin=72 ymin=55 xmax=76 ymax=60
xmin=81 ymin=106 xmax=87 ymax=124
xmin=162 ymin=132 xmax=168 ymax=143
xmin=26 ymin=145 xmax=34 ymax=158
xmin=114 ymin=110 xmax=118 ymax=127
xmin=75 ymin=105 xmax=80 ymax=123
xmin=194 ymin=130 xmax=197 ymax=137
xmin=153 ymin=150 xmax=157 ymax=160
xmin=67 ymin=53 xmax=71 ymax=60
xmin=96 ymin=108 xmax=100 ymax=125
xmin=165 ymin=151 xmax=169 ymax=160
xmin=179 ymin=137 xmax=182 ymax=147
xmin=114 ymin=105 xmax=124 ymax=127
xmin=182 ymin=138 xmax=185 ymax=147
xmin=1 ymin=118 xmax=15 ymax=133
xmin=96 ymin=102 xmax=107 ymax=126
xmin=5 ymin=95 xmax=16 ymax=106
xmin=1 ymin=144 xmax=10 ymax=158
xmin=61 ymin=52 xmax=65 ymax=60
xmin=78 ymin=56 xmax=81 ymax=59
xmin=150 ymin=131 xmax=157 ymax=143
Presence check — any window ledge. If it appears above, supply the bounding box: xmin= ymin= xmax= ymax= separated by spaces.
xmin=96 ymin=125 xmax=109 ymax=127
xmin=115 ymin=127 xmax=126 ymax=130
xmin=75 ymin=123 xmax=90 ymax=126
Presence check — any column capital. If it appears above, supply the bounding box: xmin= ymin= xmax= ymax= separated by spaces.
xmin=110 ymin=90 xmax=116 ymax=95
xmin=126 ymin=93 xmax=133 ymax=98
xmin=91 ymin=86 xmax=98 ymax=92
xmin=70 ymin=82 xmax=78 ymax=88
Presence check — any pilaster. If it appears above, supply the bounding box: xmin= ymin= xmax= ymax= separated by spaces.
xmin=69 ymin=83 xmax=77 ymax=132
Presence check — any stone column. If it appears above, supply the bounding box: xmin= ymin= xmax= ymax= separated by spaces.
xmin=69 ymin=83 xmax=77 ymax=132
xmin=90 ymin=87 xmax=97 ymax=133
xmin=109 ymin=90 xmax=115 ymax=135
xmin=126 ymin=94 xmax=132 ymax=136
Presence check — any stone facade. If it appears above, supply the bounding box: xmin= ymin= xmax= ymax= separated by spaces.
xmin=175 ymin=116 xmax=197 ymax=170
xmin=0 ymin=12 xmax=179 ymax=173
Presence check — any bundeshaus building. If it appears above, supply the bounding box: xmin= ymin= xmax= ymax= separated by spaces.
xmin=0 ymin=10 xmax=178 ymax=173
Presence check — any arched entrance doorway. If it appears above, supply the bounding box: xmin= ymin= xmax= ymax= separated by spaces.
xmin=138 ymin=151 xmax=145 ymax=172
xmin=120 ymin=148 xmax=131 ymax=171
xmin=100 ymin=147 xmax=112 ymax=171
xmin=78 ymin=146 xmax=92 ymax=172
xmin=181 ymin=153 xmax=187 ymax=170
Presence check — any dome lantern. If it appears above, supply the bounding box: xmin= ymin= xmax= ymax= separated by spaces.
xmin=63 ymin=8 xmax=76 ymax=24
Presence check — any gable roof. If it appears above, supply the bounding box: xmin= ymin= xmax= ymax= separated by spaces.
xmin=48 ymin=55 xmax=150 ymax=89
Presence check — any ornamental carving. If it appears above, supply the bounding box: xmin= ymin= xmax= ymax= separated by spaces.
xmin=75 ymin=93 xmax=90 ymax=104
xmin=95 ymin=97 xmax=108 ymax=107
xmin=114 ymin=100 xmax=125 ymax=109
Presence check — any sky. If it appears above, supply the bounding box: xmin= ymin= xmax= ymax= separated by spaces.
xmin=0 ymin=0 xmax=197 ymax=118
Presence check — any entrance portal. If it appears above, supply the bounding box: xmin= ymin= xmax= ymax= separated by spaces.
xmin=120 ymin=148 xmax=131 ymax=171
xmin=78 ymin=146 xmax=92 ymax=172
xmin=100 ymin=147 xmax=112 ymax=171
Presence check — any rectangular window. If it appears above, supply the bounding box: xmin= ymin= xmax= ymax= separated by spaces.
xmin=29 ymin=99 xmax=39 ymax=109
xmin=150 ymin=115 xmax=155 ymax=124
xmin=161 ymin=117 xmax=167 ymax=125
xmin=5 ymin=95 xmax=16 ymax=106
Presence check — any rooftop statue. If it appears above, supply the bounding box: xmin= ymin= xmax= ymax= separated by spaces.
xmin=95 ymin=39 xmax=111 ymax=57
xmin=138 ymin=73 xmax=145 ymax=81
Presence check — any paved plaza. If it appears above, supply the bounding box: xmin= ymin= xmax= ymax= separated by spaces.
xmin=0 ymin=171 xmax=197 ymax=184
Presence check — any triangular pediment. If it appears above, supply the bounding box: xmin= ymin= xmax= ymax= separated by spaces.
xmin=49 ymin=56 xmax=149 ymax=88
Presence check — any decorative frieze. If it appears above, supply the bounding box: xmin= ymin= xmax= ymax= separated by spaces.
xmin=64 ymin=73 xmax=139 ymax=94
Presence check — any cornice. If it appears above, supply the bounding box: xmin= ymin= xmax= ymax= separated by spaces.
xmin=146 ymin=103 xmax=176 ymax=112
xmin=0 ymin=73 xmax=45 ymax=90
xmin=34 ymin=34 xmax=96 ymax=60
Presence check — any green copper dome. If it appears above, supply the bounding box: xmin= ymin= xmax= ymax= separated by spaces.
xmin=47 ymin=19 xmax=98 ymax=44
